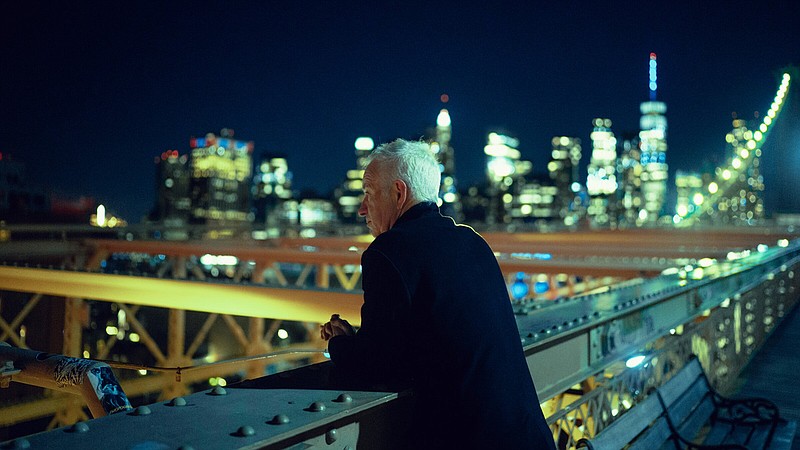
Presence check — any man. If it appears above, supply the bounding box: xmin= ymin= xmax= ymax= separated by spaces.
xmin=321 ymin=139 xmax=554 ymax=449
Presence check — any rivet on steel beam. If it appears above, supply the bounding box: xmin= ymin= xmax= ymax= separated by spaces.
xmin=236 ymin=425 xmax=255 ymax=437
xmin=268 ymin=414 xmax=290 ymax=425
xmin=10 ymin=438 xmax=31 ymax=448
xmin=334 ymin=393 xmax=353 ymax=403
xmin=210 ymin=386 xmax=227 ymax=396
xmin=68 ymin=422 xmax=90 ymax=433
xmin=325 ymin=428 xmax=338 ymax=445
xmin=306 ymin=401 xmax=326 ymax=412
xmin=168 ymin=397 xmax=187 ymax=407
xmin=134 ymin=406 xmax=152 ymax=416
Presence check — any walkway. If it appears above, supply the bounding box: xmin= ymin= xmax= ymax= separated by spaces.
xmin=734 ymin=300 xmax=800 ymax=448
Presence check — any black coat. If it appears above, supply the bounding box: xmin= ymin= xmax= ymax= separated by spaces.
xmin=329 ymin=202 xmax=555 ymax=449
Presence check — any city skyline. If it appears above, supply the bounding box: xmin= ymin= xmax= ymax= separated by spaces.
xmin=2 ymin=1 xmax=799 ymax=221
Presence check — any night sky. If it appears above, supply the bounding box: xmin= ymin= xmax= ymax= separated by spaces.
xmin=2 ymin=1 xmax=799 ymax=222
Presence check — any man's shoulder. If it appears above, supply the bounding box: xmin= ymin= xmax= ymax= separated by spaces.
xmin=370 ymin=216 xmax=484 ymax=254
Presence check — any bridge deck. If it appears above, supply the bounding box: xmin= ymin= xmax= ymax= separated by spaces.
xmin=733 ymin=302 xmax=800 ymax=448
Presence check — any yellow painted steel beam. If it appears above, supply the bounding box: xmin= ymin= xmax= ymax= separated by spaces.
xmin=497 ymin=258 xmax=665 ymax=277
xmin=0 ymin=267 xmax=363 ymax=326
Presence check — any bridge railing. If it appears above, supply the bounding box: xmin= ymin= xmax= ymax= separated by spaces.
xmin=1 ymin=237 xmax=798 ymax=447
xmin=542 ymin=247 xmax=799 ymax=447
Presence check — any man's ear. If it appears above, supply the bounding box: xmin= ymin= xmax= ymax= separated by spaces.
xmin=393 ymin=179 xmax=408 ymax=209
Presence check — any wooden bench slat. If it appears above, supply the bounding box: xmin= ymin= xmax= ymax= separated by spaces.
xmin=583 ymin=393 xmax=664 ymax=449
xmin=768 ymin=420 xmax=797 ymax=450
xmin=658 ymin=359 xmax=705 ymax=406
xmin=676 ymin=396 xmax=716 ymax=444
xmin=704 ymin=421 xmax=735 ymax=445
xmin=626 ymin=417 xmax=673 ymax=450
xmin=741 ymin=424 xmax=771 ymax=448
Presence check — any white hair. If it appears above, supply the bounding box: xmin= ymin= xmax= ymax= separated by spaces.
xmin=366 ymin=139 xmax=441 ymax=203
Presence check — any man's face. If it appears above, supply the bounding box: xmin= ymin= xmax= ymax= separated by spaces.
xmin=358 ymin=161 xmax=398 ymax=237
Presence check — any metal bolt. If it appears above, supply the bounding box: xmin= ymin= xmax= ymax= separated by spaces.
xmin=11 ymin=438 xmax=31 ymax=448
xmin=210 ymin=386 xmax=227 ymax=396
xmin=134 ymin=406 xmax=152 ymax=416
xmin=306 ymin=401 xmax=326 ymax=412
xmin=169 ymin=397 xmax=187 ymax=407
xmin=334 ymin=393 xmax=353 ymax=403
xmin=268 ymin=414 xmax=290 ymax=425
xmin=325 ymin=428 xmax=338 ymax=445
xmin=69 ymin=422 xmax=90 ymax=433
xmin=236 ymin=425 xmax=255 ymax=437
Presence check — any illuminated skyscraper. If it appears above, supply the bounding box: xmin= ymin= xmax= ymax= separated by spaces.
xmin=431 ymin=108 xmax=462 ymax=220
xmin=153 ymin=149 xmax=191 ymax=227
xmin=335 ymin=137 xmax=372 ymax=224
xmin=639 ymin=53 xmax=669 ymax=224
xmin=548 ymin=136 xmax=582 ymax=226
xmin=586 ymin=118 xmax=618 ymax=226
xmin=710 ymin=117 xmax=765 ymax=224
xmin=617 ymin=132 xmax=643 ymax=226
xmin=484 ymin=132 xmax=523 ymax=224
xmin=674 ymin=170 xmax=705 ymax=220
xmin=189 ymin=129 xmax=254 ymax=229
xmin=252 ymin=153 xmax=293 ymax=235
xmin=513 ymin=177 xmax=557 ymax=225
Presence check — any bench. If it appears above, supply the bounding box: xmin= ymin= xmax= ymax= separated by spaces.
xmin=577 ymin=356 xmax=796 ymax=449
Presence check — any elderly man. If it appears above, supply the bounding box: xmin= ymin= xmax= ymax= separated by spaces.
xmin=321 ymin=139 xmax=554 ymax=449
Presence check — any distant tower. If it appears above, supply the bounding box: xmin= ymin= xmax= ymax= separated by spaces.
xmin=153 ymin=150 xmax=191 ymax=225
xmin=674 ymin=170 xmax=705 ymax=220
xmin=548 ymin=136 xmax=582 ymax=226
xmin=639 ymin=53 xmax=669 ymax=224
xmin=189 ymin=129 xmax=254 ymax=230
xmin=711 ymin=117 xmax=765 ymax=224
xmin=431 ymin=102 xmax=462 ymax=221
xmin=252 ymin=153 xmax=293 ymax=235
xmin=484 ymin=132 xmax=523 ymax=225
xmin=617 ymin=132 xmax=643 ymax=226
xmin=586 ymin=118 xmax=618 ymax=226
xmin=335 ymin=137 xmax=373 ymax=224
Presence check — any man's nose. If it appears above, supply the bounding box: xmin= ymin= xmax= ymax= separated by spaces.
xmin=357 ymin=200 xmax=367 ymax=217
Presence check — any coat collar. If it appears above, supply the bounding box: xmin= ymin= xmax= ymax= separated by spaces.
xmin=393 ymin=201 xmax=439 ymax=228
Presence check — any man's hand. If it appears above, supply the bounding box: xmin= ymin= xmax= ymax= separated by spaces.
xmin=320 ymin=314 xmax=355 ymax=340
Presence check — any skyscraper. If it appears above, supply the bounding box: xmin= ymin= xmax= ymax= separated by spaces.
xmin=674 ymin=170 xmax=705 ymax=220
xmin=638 ymin=53 xmax=669 ymax=224
xmin=152 ymin=150 xmax=191 ymax=228
xmin=335 ymin=137 xmax=372 ymax=224
xmin=617 ymin=132 xmax=643 ymax=226
xmin=189 ymin=129 xmax=254 ymax=231
xmin=431 ymin=108 xmax=462 ymax=221
xmin=484 ymin=132 xmax=523 ymax=225
xmin=548 ymin=136 xmax=582 ymax=226
xmin=586 ymin=118 xmax=617 ymax=226
xmin=710 ymin=117 xmax=765 ymax=224
xmin=252 ymin=152 xmax=293 ymax=236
